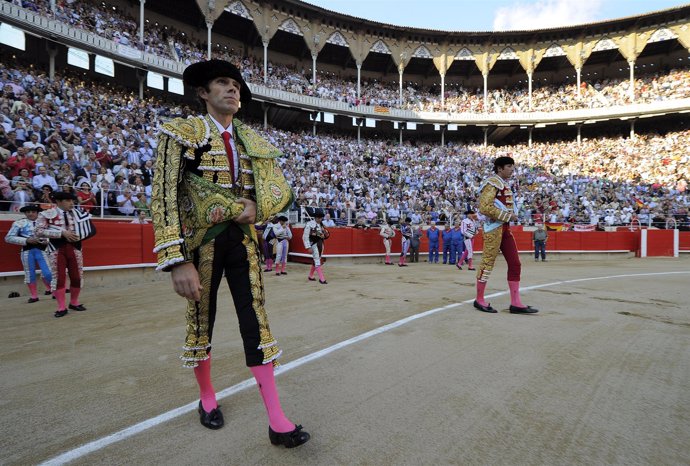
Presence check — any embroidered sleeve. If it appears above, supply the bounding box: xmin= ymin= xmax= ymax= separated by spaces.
xmin=151 ymin=133 xmax=190 ymax=271
xmin=35 ymin=212 xmax=63 ymax=239
xmin=302 ymin=223 xmax=312 ymax=248
xmin=479 ymin=183 xmax=512 ymax=223
xmin=4 ymin=221 xmax=27 ymax=246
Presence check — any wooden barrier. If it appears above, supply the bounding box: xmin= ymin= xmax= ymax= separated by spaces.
xmin=1 ymin=220 xmax=686 ymax=274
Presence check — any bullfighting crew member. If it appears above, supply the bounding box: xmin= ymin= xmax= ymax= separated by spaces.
xmin=398 ymin=217 xmax=412 ymax=267
xmin=457 ymin=210 xmax=478 ymax=271
xmin=4 ymin=204 xmax=52 ymax=303
xmin=426 ymin=221 xmax=440 ymax=263
xmin=254 ymin=222 xmax=273 ymax=271
xmin=474 ymin=156 xmax=538 ymax=314
xmin=35 ymin=192 xmax=88 ymax=318
xmin=379 ymin=219 xmax=396 ymax=265
xmin=273 ymin=215 xmax=292 ymax=275
xmin=151 ymin=59 xmax=309 ymax=447
xmin=450 ymin=219 xmax=464 ymax=267
xmin=442 ymin=226 xmax=452 ymax=264
xmin=262 ymin=217 xmax=277 ymax=272
xmin=303 ymin=210 xmax=329 ymax=284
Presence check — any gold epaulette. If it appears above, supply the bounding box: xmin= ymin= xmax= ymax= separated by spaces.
xmin=235 ymin=119 xmax=282 ymax=159
xmin=484 ymin=175 xmax=506 ymax=191
xmin=160 ymin=116 xmax=210 ymax=149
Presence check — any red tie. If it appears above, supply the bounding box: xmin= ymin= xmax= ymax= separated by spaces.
xmin=221 ymin=131 xmax=236 ymax=185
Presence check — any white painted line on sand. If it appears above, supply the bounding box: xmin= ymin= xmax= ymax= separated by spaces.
xmin=39 ymin=270 xmax=690 ymax=465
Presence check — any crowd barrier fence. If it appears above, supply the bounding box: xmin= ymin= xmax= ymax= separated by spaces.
xmin=1 ymin=220 xmax=686 ymax=276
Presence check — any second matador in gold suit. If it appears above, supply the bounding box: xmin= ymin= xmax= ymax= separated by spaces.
xmin=473 ymin=156 xmax=538 ymax=315
xmin=152 ymin=60 xmax=309 ymax=447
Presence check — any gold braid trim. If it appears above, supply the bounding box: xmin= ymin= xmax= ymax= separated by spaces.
xmin=152 ymin=133 xmax=189 ymax=271
xmin=244 ymin=237 xmax=281 ymax=366
xmin=160 ymin=116 xmax=210 ymax=151
xmin=180 ymin=240 xmax=215 ymax=368
xmin=477 ymin=226 xmax=502 ymax=283
xmin=234 ymin=120 xmax=293 ymax=223
xmin=478 ymin=180 xmax=512 ymax=224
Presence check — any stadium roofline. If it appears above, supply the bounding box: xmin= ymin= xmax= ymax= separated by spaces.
xmin=282 ymin=0 xmax=690 ymax=37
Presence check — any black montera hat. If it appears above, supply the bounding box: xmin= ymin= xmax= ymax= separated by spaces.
xmin=276 ymin=215 xmax=288 ymax=222
xmin=313 ymin=210 xmax=325 ymax=218
xmin=182 ymin=59 xmax=252 ymax=108
xmin=19 ymin=204 xmax=42 ymax=213
xmin=52 ymin=191 xmax=77 ymax=201
xmin=493 ymin=156 xmax=515 ymax=167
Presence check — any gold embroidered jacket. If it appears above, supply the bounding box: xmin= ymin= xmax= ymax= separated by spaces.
xmin=478 ymin=175 xmax=514 ymax=230
xmin=152 ymin=116 xmax=293 ymax=271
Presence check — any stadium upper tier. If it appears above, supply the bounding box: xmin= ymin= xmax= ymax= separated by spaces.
xmin=2 ymin=0 xmax=690 ymax=126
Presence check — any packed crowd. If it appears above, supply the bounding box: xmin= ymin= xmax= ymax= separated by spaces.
xmin=259 ymin=128 xmax=689 ymax=229
xmin=1 ymin=61 xmax=688 ymax=230
xmin=7 ymin=0 xmax=690 ymax=113
xmin=0 ymin=62 xmax=190 ymax=216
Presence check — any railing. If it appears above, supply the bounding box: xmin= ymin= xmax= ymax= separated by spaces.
xmin=0 ymin=2 xmax=186 ymax=75
xmin=3 ymin=2 xmax=690 ymax=125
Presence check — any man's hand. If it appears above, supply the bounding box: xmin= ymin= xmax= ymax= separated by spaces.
xmin=510 ymin=213 xmax=518 ymax=222
xmin=62 ymin=230 xmax=79 ymax=242
xmin=171 ymin=262 xmax=202 ymax=302
xmin=26 ymin=236 xmax=40 ymax=245
xmin=234 ymin=198 xmax=256 ymax=224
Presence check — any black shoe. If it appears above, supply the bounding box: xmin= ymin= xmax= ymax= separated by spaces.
xmin=509 ymin=305 xmax=539 ymax=314
xmin=319 ymin=280 xmax=328 ymax=284
xmin=269 ymin=424 xmax=310 ymax=448
xmin=473 ymin=300 xmax=497 ymax=313
xmin=44 ymin=290 xmax=52 ymax=296
xmin=281 ymin=272 xmax=287 ymax=275
xmin=68 ymin=304 xmax=87 ymax=311
xmin=28 ymin=297 xmax=39 ymax=303
xmin=54 ymin=309 xmax=68 ymax=318
xmin=308 ymin=277 xmax=316 ymax=281
xmin=198 ymin=401 xmax=224 ymax=430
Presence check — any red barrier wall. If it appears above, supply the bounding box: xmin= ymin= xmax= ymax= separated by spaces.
xmin=1 ymin=220 xmax=157 ymax=273
xmin=645 ymin=230 xmax=677 ymax=257
xmin=1 ymin=220 xmax=686 ymax=274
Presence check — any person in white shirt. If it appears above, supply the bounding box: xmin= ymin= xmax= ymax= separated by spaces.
xmin=130 ymin=209 xmax=149 ymax=224
xmin=322 ymin=213 xmax=336 ymax=228
xmin=116 ymin=188 xmax=138 ymax=216
xmin=272 ymin=215 xmax=292 ymax=275
xmin=32 ymin=165 xmax=59 ymax=192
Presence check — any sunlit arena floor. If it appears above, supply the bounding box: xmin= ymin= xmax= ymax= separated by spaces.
xmin=1 ymin=255 xmax=689 ymax=465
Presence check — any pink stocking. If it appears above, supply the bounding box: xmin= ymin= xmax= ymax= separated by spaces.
xmin=459 ymin=250 xmax=468 ymax=265
xmin=28 ymin=283 xmax=38 ymax=299
xmin=508 ymin=281 xmax=524 ymax=308
xmin=316 ymin=266 xmax=326 ymax=282
xmin=42 ymin=278 xmax=52 ymax=292
xmin=476 ymin=280 xmax=488 ymax=306
xmin=69 ymin=287 xmax=81 ymax=306
xmin=250 ymin=363 xmax=295 ymax=433
xmin=194 ymin=354 xmax=218 ymax=412
xmin=55 ymin=288 xmax=66 ymax=310
xmin=308 ymin=264 xmax=315 ymax=279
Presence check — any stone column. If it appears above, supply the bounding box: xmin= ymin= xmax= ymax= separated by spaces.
xmin=139 ymin=0 xmax=146 ymax=46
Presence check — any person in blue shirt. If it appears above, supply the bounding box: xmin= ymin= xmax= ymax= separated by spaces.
xmin=441 ymin=226 xmax=452 ymax=264
xmin=398 ymin=217 xmax=412 ymax=266
xmin=426 ymin=221 xmax=440 ymax=263
xmin=4 ymin=204 xmax=52 ymax=302
xmin=450 ymin=220 xmax=465 ymax=267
